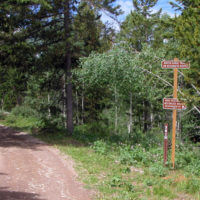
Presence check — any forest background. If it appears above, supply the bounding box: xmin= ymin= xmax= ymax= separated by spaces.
xmin=1 ymin=0 xmax=200 ymax=199
xmin=1 ymin=0 xmax=199 ymax=139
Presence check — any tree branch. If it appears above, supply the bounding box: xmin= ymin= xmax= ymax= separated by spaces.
xmin=178 ymin=70 xmax=200 ymax=96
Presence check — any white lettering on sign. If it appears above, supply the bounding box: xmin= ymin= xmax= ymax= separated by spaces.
xmin=163 ymin=98 xmax=186 ymax=110
xmin=161 ymin=60 xmax=190 ymax=69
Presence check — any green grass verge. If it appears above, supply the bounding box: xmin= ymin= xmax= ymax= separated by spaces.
xmin=1 ymin=114 xmax=200 ymax=200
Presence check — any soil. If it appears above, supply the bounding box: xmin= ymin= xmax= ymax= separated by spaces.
xmin=0 ymin=125 xmax=92 ymax=200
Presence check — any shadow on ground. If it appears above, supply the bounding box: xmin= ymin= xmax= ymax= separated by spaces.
xmin=0 ymin=125 xmax=47 ymax=150
xmin=0 ymin=123 xmax=118 ymax=149
xmin=0 ymin=187 xmax=46 ymax=200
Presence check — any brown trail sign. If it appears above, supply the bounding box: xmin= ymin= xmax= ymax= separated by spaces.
xmin=162 ymin=58 xmax=189 ymax=169
xmin=163 ymin=98 xmax=186 ymax=110
xmin=161 ymin=60 xmax=190 ymax=69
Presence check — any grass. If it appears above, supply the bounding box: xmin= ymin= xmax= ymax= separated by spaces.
xmin=1 ymin=113 xmax=200 ymax=200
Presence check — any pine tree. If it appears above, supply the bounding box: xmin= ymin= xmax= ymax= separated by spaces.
xmin=0 ymin=1 xmax=37 ymax=110
xmin=119 ymin=0 xmax=162 ymax=51
xmin=170 ymin=0 xmax=200 ymax=106
xmin=0 ymin=0 xmax=122 ymax=134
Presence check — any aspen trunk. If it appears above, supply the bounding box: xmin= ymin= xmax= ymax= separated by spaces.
xmin=81 ymin=83 xmax=84 ymax=124
xmin=75 ymin=90 xmax=80 ymax=125
xmin=114 ymin=85 xmax=118 ymax=134
xmin=150 ymin=104 xmax=153 ymax=129
xmin=177 ymin=112 xmax=181 ymax=138
xmin=81 ymin=93 xmax=84 ymax=124
xmin=128 ymin=92 xmax=133 ymax=134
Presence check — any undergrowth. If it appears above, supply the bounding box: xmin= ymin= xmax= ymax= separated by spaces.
xmin=1 ymin=113 xmax=200 ymax=199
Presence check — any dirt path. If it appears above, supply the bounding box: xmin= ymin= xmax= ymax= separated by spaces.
xmin=0 ymin=125 xmax=92 ymax=200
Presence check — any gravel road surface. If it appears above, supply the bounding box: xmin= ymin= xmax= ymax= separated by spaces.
xmin=0 ymin=125 xmax=92 ymax=200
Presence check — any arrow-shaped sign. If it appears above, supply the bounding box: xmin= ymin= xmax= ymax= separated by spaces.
xmin=163 ymin=98 xmax=186 ymax=110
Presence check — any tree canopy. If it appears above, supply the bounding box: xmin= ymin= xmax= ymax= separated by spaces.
xmin=0 ymin=0 xmax=199 ymax=138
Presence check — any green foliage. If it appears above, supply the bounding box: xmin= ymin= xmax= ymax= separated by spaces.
xmin=144 ymin=178 xmax=155 ymax=186
xmin=3 ymin=114 xmax=39 ymax=133
xmin=118 ymin=144 xmax=163 ymax=167
xmin=11 ymin=105 xmax=38 ymax=118
xmin=167 ymin=0 xmax=200 ymax=113
xmin=0 ymin=111 xmax=7 ymax=120
xmin=108 ymin=175 xmax=134 ymax=192
xmin=153 ymin=184 xmax=176 ymax=198
xmin=149 ymin=163 xmax=167 ymax=177
xmin=119 ymin=0 xmax=162 ymax=51
xmin=185 ymin=161 xmax=200 ymax=176
xmin=118 ymin=145 xmax=137 ymax=165
xmin=2 ymin=114 xmax=200 ymax=199
xmin=180 ymin=179 xmax=200 ymax=194
xmin=109 ymin=175 xmax=122 ymax=187
xmin=92 ymin=140 xmax=109 ymax=155
xmin=76 ymin=45 xmax=168 ymax=134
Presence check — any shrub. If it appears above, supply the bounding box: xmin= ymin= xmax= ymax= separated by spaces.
xmin=0 ymin=111 xmax=6 ymax=120
xmin=149 ymin=163 xmax=167 ymax=177
xmin=92 ymin=140 xmax=109 ymax=155
xmin=11 ymin=105 xmax=38 ymax=118
xmin=118 ymin=144 xmax=159 ymax=166
xmin=185 ymin=160 xmax=200 ymax=175
xmin=144 ymin=178 xmax=155 ymax=186
xmin=182 ymin=179 xmax=200 ymax=194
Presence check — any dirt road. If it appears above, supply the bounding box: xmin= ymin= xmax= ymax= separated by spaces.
xmin=0 ymin=125 xmax=92 ymax=200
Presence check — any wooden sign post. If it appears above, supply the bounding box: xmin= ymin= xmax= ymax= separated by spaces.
xmin=162 ymin=58 xmax=189 ymax=168
xmin=172 ymin=58 xmax=178 ymax=168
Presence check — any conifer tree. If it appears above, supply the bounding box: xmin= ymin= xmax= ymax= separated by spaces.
xmin=170 ymin=0 xmax=200 ymax=106
xmin=119 ymin=0 xmax=162 ymax=51
xmin=0 ymin=0 xmax=122 ymax=134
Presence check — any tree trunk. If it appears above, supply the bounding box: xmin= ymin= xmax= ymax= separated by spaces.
xmin=143 ymin=100 xmax=150 ymax=133
xmin=48 ymin=93 xmax=51 ymax=118
xmin=64 ymin=0 xmax=73 ymax=135
xmin=75 ymin=90 xmax=80 ymax=125
xmin=1 ymin=99 xmax=4 ymax=111
xmin=81 ymin=83 xmax=84 ymax=124
xmin=62 ymin=74 xmax=67 ymax=128
xmin=16 ymin=95 xmax=22 ymax=106
xmin=128 ymin=92 xmax=133 ymax=134
xmin=114 ymin=85 xmax=118 ymax=134
xmin=150 ymin=104 xmax=153 ymax=129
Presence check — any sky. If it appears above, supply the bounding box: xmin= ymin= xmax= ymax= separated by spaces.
xmin=101 ymin=0 xmax=179 ymax=30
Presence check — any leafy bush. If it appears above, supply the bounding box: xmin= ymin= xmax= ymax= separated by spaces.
xmin=176 ymin=151 xmax=194 ymax=168
xmin=185 ymin=160 xmax=200 ymax=175
xmin=0 ymin=111 xmax=6 ymax=120
xmin=149 ymin=163 xmax=167 ymax=177
xmin=92 ymin=140 xmax=109 ymax=155
xmin=118 ymin=145 xmax=156 ymax=166
xmin=118 ymin=145 xmax=137 ymax=165
xmin=109 ymin=175 xmax=122 ymax=187
xmin=109 ymin=176 xmax=134 ymax=192
xmin=181 ymin=179 xmax=200 ymax=194
xmin=144 ymin=178 xmax=155 ymax=186
xmin=6 ymin=114 xmax=17 ymax=124
xmin=11 ymin=105 xmax=38 ymax=118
